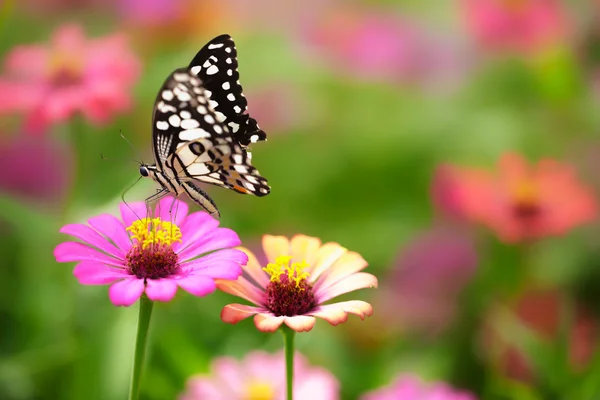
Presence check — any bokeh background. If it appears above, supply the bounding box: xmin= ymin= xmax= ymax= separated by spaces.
xmin=2 ymin=0 xmax=600 ymax=399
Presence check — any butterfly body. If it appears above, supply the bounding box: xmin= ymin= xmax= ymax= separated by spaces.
xmin=140 ymin=35 xmax=269 ymax=218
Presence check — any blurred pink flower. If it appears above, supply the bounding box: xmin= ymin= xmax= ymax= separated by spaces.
xmin=461 ymin=0 xmax=569 ymax=54
xmin=217 ymin=234 xmax=377 ymax=333
xmin=436 ymin=153 xmax=597 ymax=243
xmin=179 ymin=350 xmax=339 ymax=400
xmin=378 ymin=226 xmax=478 ymax=336
xmin=0 ymin=134 xmax=73 ymax=204
xmin=247 ymin=82 xmax=308 ymax=134
xmin=482 ymin=288 xmax=596 ymax=383
xmin=0 ymin=24 xmax=140 ymax=134
xmin=360 ymin=374 xmax=476 ymax=400
xmin=303 ymin=9 xmax=471 ymax=88
xmin=54 ymin=197 xmax=246 ymax=306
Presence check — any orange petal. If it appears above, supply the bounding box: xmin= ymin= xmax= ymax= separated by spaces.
xmin=254 ymin=313 xmax=285 ymax=332
xmin=290 ymin=234 xmax=321 ymax=265
xmin=237 ymin=246 xmax=269 ymax=288
xmin=216 ymin=276 xmax=265 ymax=305
xmin=308 ymin=242 xmax=347 ymax=282
xmin=316 ymin=272 xmax=378 ymax=303
xmin=314 ymin=251 xmax=368 ymax=291
xmin=221 ymin=303 xmax=263 ymax=324
xmin=262 ymin=235 xmax=290 ymax=263
xmin=308 ymin=300 xmax=373 ymax=325
xmin=284 ymin=315 xmax=316 ymax=332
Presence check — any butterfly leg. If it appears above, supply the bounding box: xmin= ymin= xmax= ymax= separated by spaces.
xmin=144 ymin=188 xmax=170 ymax=218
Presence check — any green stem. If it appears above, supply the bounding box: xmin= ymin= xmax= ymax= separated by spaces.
xmin=281 ymin=325 xmax=296 ymax=400
xmin=128 ymin=295 xmax=154 ymax=400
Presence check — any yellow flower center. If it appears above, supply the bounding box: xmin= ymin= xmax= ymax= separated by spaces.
xmin=47 ymin=51 xmax=84 ymax=87
xmin=245 ymin=381 xmax=275 ymax=400
xmin=126 ymin=217 xmax=182 ymax=249
xmin=262 ymin=255 xmax=310 ymax=287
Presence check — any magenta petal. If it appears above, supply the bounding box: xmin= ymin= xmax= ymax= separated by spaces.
xmin=182 ymin=248 xmax=248 ymax=265
xmin=181 ymin=261 xmax=242 ymax=280
xmin=155 ymin=196 xmax=188 ymax=226
xmin=176 ymin=275 xmax=216 ymax=297
xmin=54 ymin=242 xmax=124 ymax=267
xmin=145 ymin=279 xmax=178 ymax=302
xmin=108 ymin=278 xmax=145 ymax=306
xmin=60 ymin=223 xmax=124 ymax=258
xmin=178 ymin=228 xmax=241 ymax=260
xmin=87 ymin=214 xmax=131 ymax=253
xmin=119 ymin=201 xmax=148 ymax=227
xmin=177 ymin=211 xmax=219 ymax=251
xmin=73 ymin=261 xmax=129 ymax=285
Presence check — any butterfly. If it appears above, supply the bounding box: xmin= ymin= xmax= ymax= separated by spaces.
xmin=139 ymin=34 xmax=270 ymax=219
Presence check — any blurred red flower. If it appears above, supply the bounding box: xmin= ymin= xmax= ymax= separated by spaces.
xmin=0 ymin=24 xmax=140 ymax=134
xmin=482 ymin=289 xmax=596 ymax=383
xmin=434 ymin=153 xmax=597 ymax=243
xmin=461 ymin=0 xmax=569 ymax=54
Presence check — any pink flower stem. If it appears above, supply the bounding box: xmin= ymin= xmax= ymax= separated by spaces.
xmin=128 ymin=295 xmax=154 ymax=400
xmin=280 ymin=325 xmax=295 ymax=400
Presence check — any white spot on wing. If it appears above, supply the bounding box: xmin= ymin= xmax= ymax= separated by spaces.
xmin=188 ymin=163 xmax=211 ymax=175
xmin=197 ymin=105 xmax=207 ymax=114
xmin=214 ymin=125 xmax=223 ymax=134
xmin=156 ymin=121 xmax=169 ymax=130
xmin=180 ymin=111 xmax=191 ymax=119
xmin=215 ymin=111 xmax=226 ymax=123
xmin=177 ymin=92 xmax=192 ymax=102
xmin=226 ymin=58 xmax=232 ymax=64
xmin=174 ymin=73 xmax=189 ymax=82
xmin=162 ymin=90 xmax=174 ymax=101
xmin=204 ymin=114 xmax=215 ymax=124
xmin=225 ymin=47 xmax=232 ymax=53
xmin=190 ymin=66 xmax=201 ymax=75
xmin=181 ymin=119 xmax=200 ymax=129
xmin=250 ymin=134 xmax=259 ymax=143
xmin=179 ymin=128 xmax=211 ymax=140
xmin=208 ymin=43 xmax=224 ymax=49
xmin=229 ymin=122 xmax=240 ymax=133
xmin=227 ymin=69 xmax=233 ymax=76
xmin=169 ymin=114 xmax=181 ymax=127
xmin=222 ymin=82 xmax=231 ymax=90
xmin=206 ymin=65 xmax=219 ymax=75
xmin=233 ymin=105 xmax=242 ymax=113
xmin=232 ymin=154 xmax=243 ymax=164
xmin=227 ymin=93 xmax=236 ymax=101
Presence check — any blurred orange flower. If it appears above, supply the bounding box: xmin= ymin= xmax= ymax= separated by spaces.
xmin=461 ymin=0 xmax=569 ymax=54
xmin=0 ymin=24 xmax=140 ymax=134
xmin=217 ymin=234 xmax=377 ymax=333
xmin=434 ymin=153 xmax=597 ymax=243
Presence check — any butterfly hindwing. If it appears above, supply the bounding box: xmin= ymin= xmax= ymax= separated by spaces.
xmin=151 ymin=68 xmax=269 ymax=196
xmin=188 ymin=34 xmax=267 ymax=148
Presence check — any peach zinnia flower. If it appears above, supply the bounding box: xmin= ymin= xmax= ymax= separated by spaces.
xmin=436 ymin=153 xmax=597 ymax=243
xmin=217 ymin=234 xmax=377 ymax=332
xmin=360 ymin=374 xmax=476 ymax=400
xmin=179 ymin=350 xmax=339 ymax=400
xmin=0 ymin=24 xmax=140 ymax=133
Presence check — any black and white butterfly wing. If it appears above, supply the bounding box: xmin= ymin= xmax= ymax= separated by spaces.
xmin=188 ymin=34 xmax=267 ymax=148
xmin=152 ymin=68 xmax=270 ymax=197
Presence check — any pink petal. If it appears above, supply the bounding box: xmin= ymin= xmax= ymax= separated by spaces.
xmin=73 ymin=261 xmax=129 ymax=285
xmin=177 ymin=211 xmax=219 ymax=250
xmin=54 ymin=241 xmax=124 ymax=267
xmin=313 ymin=251 xmax=369 ymax=290
xmin=262 ymin=235 xmax=290 ymax=262
xmin=59 ymin=223 xmax=124 ymax=258
xmin=176 ymin=275 xmax=216 ymax=297
xmin=308 ymin=242 xmax=348 ymax=282
xmin=216 ymin=277 xmax=266 ymax=305
xmin=238 ymin=246 xmax=270 ymax=288
xmin=254 ymin=313 xmax=285 ymax=332
xmin=181 ymin=261 xmax=242 ymax=280
xmin=177 ymin=228 xmax=241 ymax=261
xmin=316 ymin=272 xmax=378 ymax=303
xmin=290 ymin=234 xmax=322 ymax=264
xmin=179 ymin=248 xmax=247 ymax=276
xmin=108 ymin=278 xmax=145 ymax=306
xmin=221 ymin=303 xmax=264 ymax=324
xmin=4 ymin=45 xmax=49 ymax=77
xmin=308 ymin=300 xmax=373 ymax=325
xmin=145 ymin=279 xmax=178 ymax=302
xmin=119 ymin=201 xmax=148 ymax=227
xmin=87 ymin=214 xmax=131 ymax=253
xmin=154 ymin=196 xmax=188 ymax=226
xmin=284 ymin=315 xmax=316 ymax=332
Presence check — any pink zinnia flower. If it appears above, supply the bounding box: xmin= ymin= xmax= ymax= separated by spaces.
xmin=54 ymin=197 xmax=246 ymax=306
xmin=179 ymin=350 xmax=339 ymax=400
xmin=436 ymin=153 xmax=597 ymax=243
xmin=217 ymin=234 xmax=377 ymax=332
xmin=360 ymin=374 xmax=476 ymax=400
xmin=0 ymin=24 xmax=140 ymax=133
xmin=461 ymin=0 xmax=569 ymax=54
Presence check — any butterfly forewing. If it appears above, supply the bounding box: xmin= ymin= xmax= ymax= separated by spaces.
xmin=188 ymin=34 xmax=267 ymax=148
xmin=151 ymin=68 xmax=269 ymax=196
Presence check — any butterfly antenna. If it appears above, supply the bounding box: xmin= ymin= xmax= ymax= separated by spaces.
xmin=119 ymin=129 xmax=145 ymax=164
